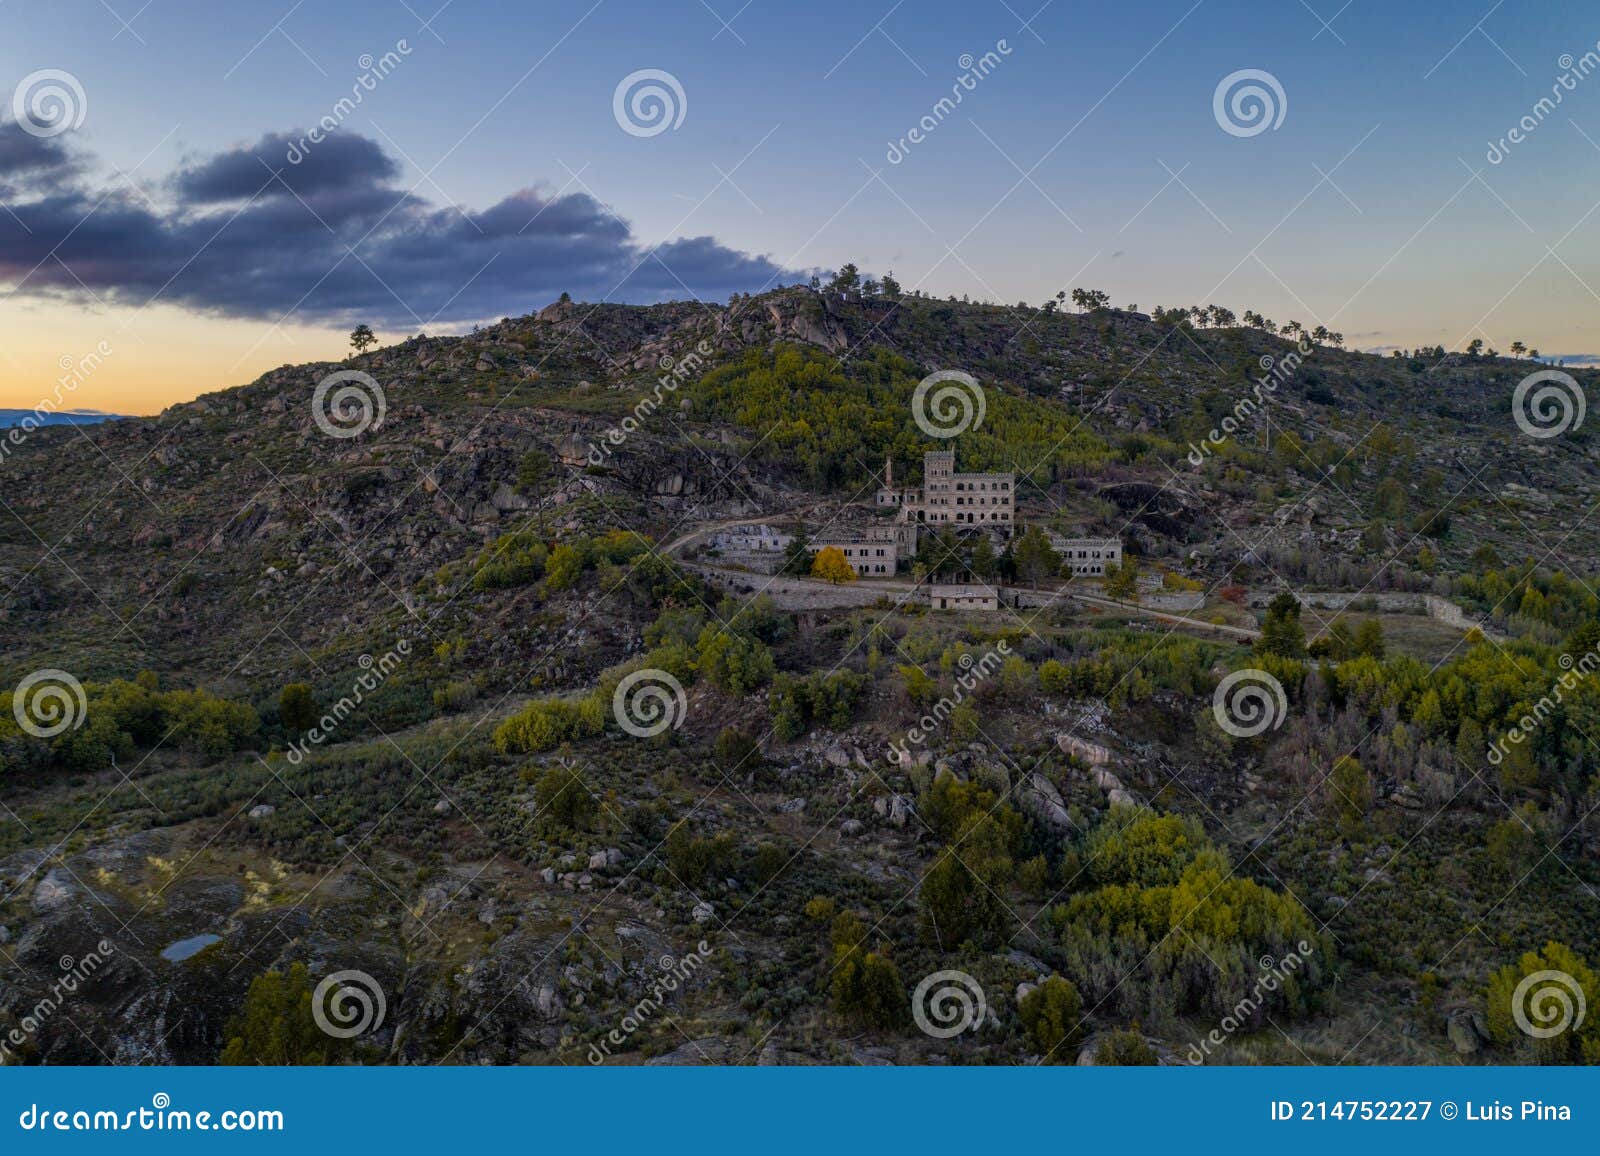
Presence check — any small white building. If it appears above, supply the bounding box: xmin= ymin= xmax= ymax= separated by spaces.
xmin=929 ymin=582 xmax=1001 ymax=611
xmin=708 ymin=525 xmax=793 ymax=553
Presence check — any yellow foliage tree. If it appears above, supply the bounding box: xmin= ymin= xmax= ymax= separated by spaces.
xmin=811 ymin=546 xmax=856 ymax=584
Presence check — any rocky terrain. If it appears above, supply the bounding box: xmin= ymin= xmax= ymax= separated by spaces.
xmin=3 ymin=285 xmax=1598 ymax=1066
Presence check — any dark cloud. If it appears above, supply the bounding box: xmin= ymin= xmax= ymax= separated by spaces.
xmin=0 ymin=126 xmax=800 ymax=329
xmin=174 ymin=131 xmax=400 ymax=202
xmin=0 ymin=121 xmax=81 ymax=182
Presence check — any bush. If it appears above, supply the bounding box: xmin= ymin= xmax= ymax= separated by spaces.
xmin=1486 ymin=942 xmax=1600 ymax=1064
xmin=531 ymin=763 xmax=596 ymax=831
xmin=1094 ymin=1028 xmax=1158 ymax=1065
xmin=1019 ymin=976 xmax=1083 ymax=1058
xmin=279 ymin=683 xmax=317 ymax=732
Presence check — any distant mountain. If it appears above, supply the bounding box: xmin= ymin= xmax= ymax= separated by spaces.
xmin=0 ymin=408 xmax=122 ymax=429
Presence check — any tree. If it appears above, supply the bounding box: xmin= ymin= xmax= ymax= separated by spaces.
xmin=1019 ymin=976 xmax=1084 ymax=1058
xmin=532 ymin=763 xmax=596 ymax=830
xmin=828 ymin=912 xmax=906 ymax=1029
xmin=220 ymin=962 xmax=343 ymax=1065
xmin=970 ymin=534 xmax=998 ymax=579
xmin=1510 ymin=341 xmax=1527 ymax=359
xmin=1013 ymin=525 xmax=1061 ymax=588
xmin=349 ymin=324 xmax=377 ymax=355
xmin=278 ymin=683 xmax=316 ymax=732
xmin=1257 ymin=593 xmax=1306 ymax=659
xmin=516 ymin=449 xmax=552 ymax=532
xmin=1351 ymin=618 xmax=1385 ymax=659
xmin=810 ymin=546 xmax=856 ymax=584
xmin=1327 ymin=755 xmax=1372 ymax=836
xmin=828 ymin=263 xmax=860 ymax=294
xmin=1102 ymin=557 xmax=1138 ymax=601
xmin=1467 ymin=338 xmax=1484 ymax=357
xmin=1486 ymin=942 xmax=1600 ymax=1063
xmin=879 ymin=271 xmax=902 ymax=299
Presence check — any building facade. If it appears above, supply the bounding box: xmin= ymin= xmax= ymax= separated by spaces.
xmin=876 ymin=450 xmax=1015 ymax=531
xmin=1051 ymin=535 xmax=1123 ymax=577
xmin=708 ymin=525 xmax=793 ymax=553
xmin=811 ymin=522 xmax=918 ymax=577
xmin=928 ymin=581 xmax=1001 ymax=611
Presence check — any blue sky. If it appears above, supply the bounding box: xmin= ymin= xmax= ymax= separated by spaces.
xmin=4 ymin=0 xmax=1600 ymax=409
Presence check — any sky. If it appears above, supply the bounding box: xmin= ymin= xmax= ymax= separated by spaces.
xmin=3 ymin=0 xmax=1600 ymax=413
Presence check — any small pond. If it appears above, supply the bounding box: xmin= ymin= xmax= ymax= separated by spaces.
xmin=159 ymin=933 xmax=221 ymax=962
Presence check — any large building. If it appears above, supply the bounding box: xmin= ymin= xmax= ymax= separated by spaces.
xmin=877 ymin=450 xmax=1015 ymax=531
xmin=1050 ymin=534 xmax=1123 ymax=577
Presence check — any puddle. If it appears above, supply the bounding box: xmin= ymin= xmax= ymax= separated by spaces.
xmin=159 ymin=933 xmax=221 ymax=962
